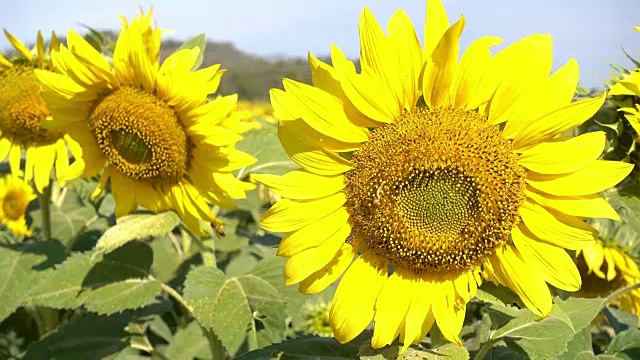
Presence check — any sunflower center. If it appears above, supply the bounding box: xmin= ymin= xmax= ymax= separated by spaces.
xmin=344 ymin=107 xmax=527 ymax=275
xmin=89 ymin=86 xmax=191 ymax=184
xmin=0 ymin=66 xmax=59 ymax=143
xmin=2 ymin=189 xmax=28 ymax=221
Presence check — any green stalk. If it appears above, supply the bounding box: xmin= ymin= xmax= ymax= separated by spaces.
xmin=38 ymin=185 xmax=52 ymax=242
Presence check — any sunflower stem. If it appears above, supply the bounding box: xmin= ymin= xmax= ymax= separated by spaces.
xmin=38 ymin=185 xmax=52 ymax=242
xmin=204 ymin=327 xmax=227 ymax=360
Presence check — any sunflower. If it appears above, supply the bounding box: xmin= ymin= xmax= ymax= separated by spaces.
xmin=253 ymin=0 xmax=634 ymax=349
xmin=34 ymin=11 xmax=256 ymax=234
xmin=0 ymin=29 xmax=80 ymax=193
xmin=0 ymin=175 xmax=36 ymax=237
xmin=576 ymin=219 xmax=640 ymax=316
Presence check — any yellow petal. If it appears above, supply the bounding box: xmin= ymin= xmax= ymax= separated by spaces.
xmin=503 ymin=58 xmax=580 ymax=138
xmin=451 ymin=36 xmax=502 ymax=109
xmin=0 ymin=138 xmax=12 ymax=162
xmin=372 ymin=271 xmax=412 ymax=348
xmin=36 ymin=31 xmax=44 ymax=68
xmin=261 ymin=193 xmax=346 ymax=233
xmin=34 ymin=144 xmax=56 ymax=193
xmin=278 ymin=207 xmax=349 ymax=257
xmin=9 ymin=144 xmax=23 ymax=178
xmin=188 ymin=124 xmax=243 ymax=146
xmin=278 ymin=120 xmax=353 ymax=176
xmin=488 ymin=245 xmax=552 ymax=317
xmin=280 ymin=79 xmax=369 ymax=143
xmin=307 ymin=52 xmax=380 ymax=129
xmin=330 ymin=251 xmax=387 ymax=343
xmin=484 ymin=34 xmax=553 ymax=124
xmin=512 ymin=225 xmax=581 ymax=291
xmin=387 ymin=9 xmax=422 ymax=111
xmin=285 ymin=222 xmax=350 ymax=285
xmin=424 ymin=0 xmax=449 ymax=57
xmin=359 ymin=8 xmax=403 ymax=113
xmin=513 ymin=92 xmax=606 ymax=150
xmin=54 ymin=138 xmax=70 ymax=183
xmin=430 ymin=279 xmax=464 ymax=345
xmin=34 ymin=69 xmax=97 ymax=101
xmin=111 ymin=171 xmax=138 ymax=218
xmin=581 ymin=244 xmax=606 ymax=279
xmin=526 ymin=160 xmax=634 ymax=197
xmin=525 ymin=187 xmax=620 ymax=221
xmin=252 ymin=171 xmax=344 ymax=200
xmin=423 ymin=16 xmax=465 ymax=108
xmin=603 ymin=248 xmax=617 ymax=281
xmin=518 ymin=131 xmax=605 ymax=174
xmin=338 ymin=66 xmax=400 ymax=124
xmin=402 ymin=280 xmax=432 ymax=349
xmin=519 ymin=199 xmax=596 ymax=250
xmin=3 ymin=29 xmax=33 ymax=62
xmin=298 ymin=243 xmax=356 ymax=295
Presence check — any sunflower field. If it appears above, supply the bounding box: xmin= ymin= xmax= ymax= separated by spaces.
xmin=1 ymin=1 xmax=640 ymax=359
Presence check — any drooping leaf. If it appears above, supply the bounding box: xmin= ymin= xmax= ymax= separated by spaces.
xmin=605 ymin=329 xmax=640 ymax=359
xmin=557 ymin=328 xmax=594 ymax=360
xmin=360 ymin=343 xmax=469 ymax=360
xmin=165 ymin=321 xmax=212 ymax=360
xmin=235 ymin=335 xmax=363 ymax=360
xmin=23 ymin=313 xmax=130 ymax=360
xmin=488 ymin=304 xmax=575 ymax=360
xmin=80 ymin=279 xmax=162 ymax=315
xmin=79 ymin=241 xmax=161 ymax=315
xmin=95 ymin=211 xmax=181 ymax=254
xmin=183 ymin=262 xmax=288 ymax=357
xmin=27 ymin=252 xmax=94 ymax=309
xmin=0 ymin=240 xmax=66 ymax=322
xmin=176 ymin=33 xmax=206 ymax=70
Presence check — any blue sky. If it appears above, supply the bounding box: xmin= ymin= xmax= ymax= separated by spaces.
xmin=2 ymin=0 xmax=639 ymax=88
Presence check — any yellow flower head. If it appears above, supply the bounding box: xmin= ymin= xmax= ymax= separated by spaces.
xmin=577 ymin=219 xmax=640 ymax=316
xmin=35 ymin=11 xmax=256 ymax=234
xmin=254 ymin=0 xmax=634 ymax=349
xmin=0 ymin=29 xmax=80 ymax=193
xmin=0 ymin=175 xmax=36 ymax=237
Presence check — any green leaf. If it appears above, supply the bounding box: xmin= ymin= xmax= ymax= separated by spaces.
xmin=557 ymin=328 xmax=594 ymax=360
xmin=26 ymin=252 xmax=94 ymax=309
xmin=95 ymin=211 xmax=181 ymax=254
xmin=184 ymin=262 xmax=288 ymax=357
xmin=80 ymin=241 xmax=160 ymax=315
xmin=360 ymin=343 xmax=469 ymax=360
xmin=0 ymin=240 xmax=65 ymax=322
xmin=236 ymin=121 xmax=296 ymax=177
xmin=606 ymin=329 xmax=640 ymax=359
xmin=165 ymin=321 xmax=212 ymax=360
xmin=475 ymin=282 xmax=520 ymax=307
xmin=554 ymin=297 xmax=606 ymax=332
xmin=225 ymin=253 xmax=258 ymax=276
xmin=176 ymin=33 xmax=206 ymax=70
xmin=604 ymin=307 xmax=639 ymax=333
xmin=23 ymin=313 xmax=130 ymax=360
xmin=235 ymin=335 xmax=362 ymax=360
xmin=80 ymin=279 xmax=162 ymax=315
xmin=488 ymin=305 xmax=575 ymax=360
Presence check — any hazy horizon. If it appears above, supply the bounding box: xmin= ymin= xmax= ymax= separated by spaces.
xmin=2 ymin=0 xmax=639 ymax=88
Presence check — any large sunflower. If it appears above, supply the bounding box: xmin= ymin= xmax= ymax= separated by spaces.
xmin=253 ymin=0 xmax=634 ymax=349
xmin=0 ymin=175 xmax=36 ymax=237
xmin=0 ymin=30 xmax=79 ymax=193
xmin=35 ymin=11 xmax=256 ymax=234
